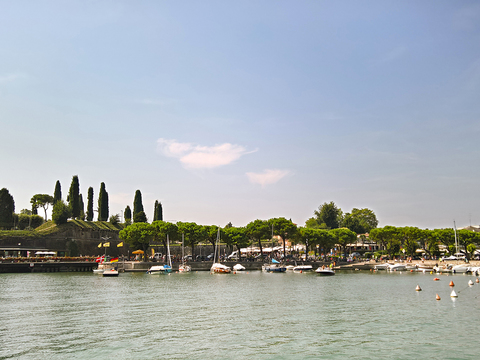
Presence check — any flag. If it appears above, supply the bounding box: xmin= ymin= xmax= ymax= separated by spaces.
xmin=98 ymin=242 xmax=102 ymax=248
xmin=117 ymin=242 xmax=123 ymax=247
xmin=103 ymin=242 xmax=110 ymax=247
xmin=110 ymin=257 xmax=119 ymax=263
xmin=95 ymin=255 xmax=105 ymax=263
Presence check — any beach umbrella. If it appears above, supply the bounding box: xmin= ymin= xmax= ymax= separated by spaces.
xmin=132 ymin=250 xmax=144 ymax=254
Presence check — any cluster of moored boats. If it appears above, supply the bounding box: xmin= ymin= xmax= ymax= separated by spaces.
xmin=374 ymin=262 xmax=480 ymax=275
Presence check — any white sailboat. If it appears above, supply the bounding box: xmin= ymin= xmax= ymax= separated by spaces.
xmin=178 ymin=233 xmax=191 ymax=273
xmin=211 ymin=228 xmax=231 ymax=274
xmin=147 ymin=234 xmax=172 ymax=274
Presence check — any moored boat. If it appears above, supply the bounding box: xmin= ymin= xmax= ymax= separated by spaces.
xmin=262 ymin=259 xmax=286 ymax=272
xmin=210 ymin=229 xmax=231 ymax=274
xmin=374 ymin=263 xmax=390 ymax=270
xmin=233 ymin=264 xmax=246 ymax=272
xmin=293 ymin=264 xmax=313 ymax=272
xmin=315 ymin=266 xmax=335 ymax=276
xmin=147 ymin=265 xmax=172 ymax=274
xmin=102 ymin=268 xmax=119 ymax=277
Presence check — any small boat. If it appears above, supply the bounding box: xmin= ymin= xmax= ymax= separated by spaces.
xmin=102 ymin=268 xmax=119 ymax=277
xmin=451 ymin=264 xmax=470 ymax=274
xmin=467 ymin=266 xmax=480 ymax=275
xmin=293 ymin=264 xmax=313 ymax=272
xmin=315 ymin=266 xmax=335 ymax=276
xmin=233 ymin=264 xmax=246 ymax=272
xmin=147 ymin=265 xmax=172 ymax=274
xmin=210 ymin=229 xmax=231 ymax=274
xmin=148 ymin=234 xmax=173 ymax=274
xmin=415 ymin=264 xmax=434 ymax=272
xmin=388 ymin=263 xmax=406 ymax=271
xmin=178 ymin=234 xmax=191 ymax=273
xmin=374 ymin=263 xmax=390 ymax=270
xmin=434 ymin=264 xmax=453 ymax=273
xmin=285 ymin=265 xmax=295 ymax=271
xmin=262 ymin=259 xmax=286 ymax=272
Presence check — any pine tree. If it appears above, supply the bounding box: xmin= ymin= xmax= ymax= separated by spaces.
xmin=68 ymin=175 xmax=80 ymax=219
xmin=97 ymin=182 xmax=109 ymax=221
xmin=133 ymin=190 xmax=144 ymax=216
xmin=86 ymin=187 xmax=94 ymax=221
xmin=53 ymin=180 xmax=62 ymax=204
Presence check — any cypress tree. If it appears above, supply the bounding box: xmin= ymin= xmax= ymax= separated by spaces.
xmin=153 ymin=200 xmax=158 ymax=221
xmin=124 ymin=206 xmax=132 ymax=221
xmin=133 ymin=190 xmax=144 ymax=216
xmin=157 ymin=201 xmax=163 ymax=221
xmin=97 ymin=182 xmax=109 ymax=221
xmin=79 ymin=194 xmax=85 ymax=220
xmin=0 ymin=188 xmax=15 ymax=229
xmin=53 ymin=180 xmax=62 ymax=204
xmin=68 ymin=175 xmax=80 ymax=219
xmin=86 ymin=187 xmax=94 ymax=221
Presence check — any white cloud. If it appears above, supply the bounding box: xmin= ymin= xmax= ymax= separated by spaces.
xmin=0 ymin=72 xmax=27 ymax=83
xmin=157 ymin=138 xmax=254 ymax=169
xmin=246 ymin=169 xmax=291 ymax=187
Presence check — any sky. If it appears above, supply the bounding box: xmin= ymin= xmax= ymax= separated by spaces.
xmin=1 ymin=1 xmax=480 ymax=230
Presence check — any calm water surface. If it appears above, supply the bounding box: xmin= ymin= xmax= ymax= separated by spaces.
xmin=1 ymin=270 xmax=479 ymax=359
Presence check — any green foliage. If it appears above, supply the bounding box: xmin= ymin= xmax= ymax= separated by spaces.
xmin=79 ymin=194 xmax=85 ymax=220
xmin=177 ymin=221 xmax=204 ymax=257
xmin=246 ymin=219 xmax=271 ymax=256
xmin=153 ymin=200 xmax=163 ymax=221
xmin=225 ymin=226 xmax=249 ymax=252
xmin=203 ymin=225 xmax=221 ymax=249
xmin=0 ymin=188 xmax=15 ymax=229
xmin=467 ymin=243 xmax=476 ymax=258
xmin=119 ymin=222 xmax=155 ymax=260
xmin=269 ymin=217 xmax=297 ymax=255
xmin=330 ymin=228 xmax=356 ymax=258
xmin=133 ymin=190 xmax=144 ymax=216
xmin=313 ymin=202 xmax=343 ymax=229
xmin=30 ymin=194 xmax=54 ymax=221
xmin=68 ymin=175 xmax=81 ymax=219
xmin=86 ymin=187 xmax=94 ymax=221
xmin=124 ymin=206 xmax=132 ymax=221
xmin=97 ymin=182 xmax=109 ymax=221
xmin=133 ymin=211 xmax=147 ymax=223
xmin=109 ymin=214 xmax=120 ymax=225
xmin=52 ymin=200 xmax=71 ymax=225
xmin=152 ymin=220 xmax=178 ymax=255
xmin=53 ymin=180 xmax=62 ymax=205
xmin=17 ymin=214 xmax=44 ymax=230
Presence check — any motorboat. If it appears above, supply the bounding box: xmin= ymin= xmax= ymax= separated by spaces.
xmin=388 ymin=263 xmax=406 ymax=271
xmin=233 ymin=264 xmax=246 ymax=272
xmin=211 ymin=263 xmax=231 ymax=273
xmin=293 ymin=264 xmax=313 ymax=272
xmin=147 ymin=265 xmax=172 ymax=274
xmin=415 ymin=264 xmax=435 ymax=272
xmin=315 ymin=266 xmax=335 ymax=276
xmin=434 ymin=264 xmax=453 ymax=273
xmin=451 ymin=264 xmax=470 ymax=274
xmin=102 ymin=268 xmax=119 ymax=277
xmin=468 ymin=266 xmax=480 ymax=275
xmin=285 ymin=265 xmax=295 ymax=271
xmin=374 ymin=263 xmax=391 ymax=270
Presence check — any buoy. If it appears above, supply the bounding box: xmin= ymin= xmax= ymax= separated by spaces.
xmin=434 ymin=278 xmax=440 ymax=281
xmin=410 ymin=269 xmax=413 ymax=272
xmin=476 ymin=278 xmax=479 ymax=283
xmin=415 ymin=285 xmax=422 ymax=291
xmin=436 ymin=294 xmax=441 ymax=300
xmin=429 ymin=271 xmax=433 ymax=274
xmin=233 ymin=271 xmax=236 ymax=274
xmin=449 ymin=281 xmax=455 ymax=287
xmin=468 ymin=280 xmax=474 ymax=286
xmin=300 ymin=270 xmax=302 ymax=273
xmin=450 ymin=290 xmax=458 ymax=298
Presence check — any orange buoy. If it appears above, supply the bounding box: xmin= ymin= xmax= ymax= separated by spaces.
xmin=434 ymin=278 xmax=440 ymax=281
xmin=476 ymin=278 xmax=479 ymax=283
xmin=415 ymin=285 xmax=422 ymax=291
xmin=410 ymin=270 xmax=414 ymax=272
xmin=436 ymin=294 xmax=441 ymax=300
xmin=449 ymin=281 xmax=454 ymax=287
xmin=300 ymin=270 xmax=303 ymax=273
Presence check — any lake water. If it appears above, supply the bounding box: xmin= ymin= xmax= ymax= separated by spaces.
xmin=1 ymin=269 xmax=479 ymax=359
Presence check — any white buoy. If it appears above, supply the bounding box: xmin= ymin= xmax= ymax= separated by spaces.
xmin=468 ymin=280 xmax=474 ymax=286
xmin=415 ymin=285 xmax=422 ymax=291
xmin=450 ymin=290 xmax=458 ymax=298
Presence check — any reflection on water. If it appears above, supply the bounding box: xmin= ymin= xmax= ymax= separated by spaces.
xmin=1 ymin=270 xmax=479 ymax=359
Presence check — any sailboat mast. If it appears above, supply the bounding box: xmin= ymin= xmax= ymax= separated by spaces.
xmin=182 ymin=233 xmax=185 ymax=265
xmin=454 ymin=220 xmax=458 ymax=254
xmin=167 ymin=234 xmax=172 ymax=267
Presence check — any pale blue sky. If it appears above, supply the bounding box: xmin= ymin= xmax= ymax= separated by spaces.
xmin=1 ymin=1 xmax=480 ymax=229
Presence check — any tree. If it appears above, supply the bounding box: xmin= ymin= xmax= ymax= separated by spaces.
xmin=86 ymin=187 xmax=94 ymax=221
xmin=53 ymin=180 xmax=62 ymax=205
xmin=269 ymin=217 xmax=297 ymax=257
xmin=370 ymin=225 xmax=401 ymax=257
xmin=400 ymin=227 xmax=424 ymax=258
xmin=79 ymin=194 xmax=85 ymax=220
xmin=133 ymin=211 xmax=147 ymax=223
xmin=152 ymin=221 xmax=178 ymax=258
xmin=97 ymin=182 xmax=109 ymax=221
xmin=225 ymin=227 xmax=250 ymax=258
xmin=153 ymin=200 xmax=163 ymax=221
xmin=133 ymin=190 xmax=144 ymax=217
xmin=68 ymin=175 xmax=81 ymax=219
xmin=204 ymin=225 xmax=221 ymax=251
xmin=30 ymin=194 xmax=54 ymax=221
xmin=124 ymin=206 xmax=132 ymax=224
xmin=52 ymin=200 xmax=71 ymax=225
xmin=246 ymin=219 xmax=270 ymax=258
xmin=109 ymin=214 xmax=120 ymax=225
xmin=345 ymin=208 xmax=378 ymax=233
xmin=305 ymin=217 xmax=327 ymax=229
xmin=177 ymin=222 xmax=205 ymax=259
xmin=331 ymin=228 xmax=356 ymax=259
xmin=313 ymin=202 xmax=343 ymax=229
xmin=119 ymin=222 xmax=155 ymax=261
xmin=0 ymin=188 xmax=15 ymax=229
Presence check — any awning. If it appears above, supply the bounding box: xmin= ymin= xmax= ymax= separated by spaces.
xmin=132 ymin=250 xmax=144 ymax=254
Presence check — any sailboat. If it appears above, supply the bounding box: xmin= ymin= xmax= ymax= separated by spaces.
xmin=262 ymin=226 xmax=286 ymax=272
xmin=210 ymin=228 xmax=231 ymax=274
xmin=147 ymin=234 xmax=172 ymax=274
xmin=178 ymin=233 xmax=191 ymax=273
